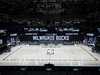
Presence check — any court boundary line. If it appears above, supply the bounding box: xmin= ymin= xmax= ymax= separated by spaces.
xmin=81 ymin=47 xmax=98 ymax=61
xmin=3 ymin=46 xmax=22 ymax=60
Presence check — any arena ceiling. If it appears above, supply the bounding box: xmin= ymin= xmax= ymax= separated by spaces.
xmin=0 ymin=0 xmax=100 ymax=18
xmin=0 ymin=0 xmax=100 ymax=33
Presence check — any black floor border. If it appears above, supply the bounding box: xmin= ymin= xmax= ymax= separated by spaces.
xmin=81 ymin=47 xmax=98 ymax=61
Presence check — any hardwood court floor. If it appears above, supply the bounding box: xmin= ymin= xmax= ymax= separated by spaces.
xmin=0 ymin=45 xmax=100 ymax=66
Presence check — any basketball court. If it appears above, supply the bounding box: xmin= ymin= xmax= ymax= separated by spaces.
xmin=0 ymin=45 xmax=100 ymax=66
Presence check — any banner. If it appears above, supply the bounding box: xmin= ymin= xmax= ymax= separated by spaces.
xmin=0 ymin=39 xmax=3 ymax=45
